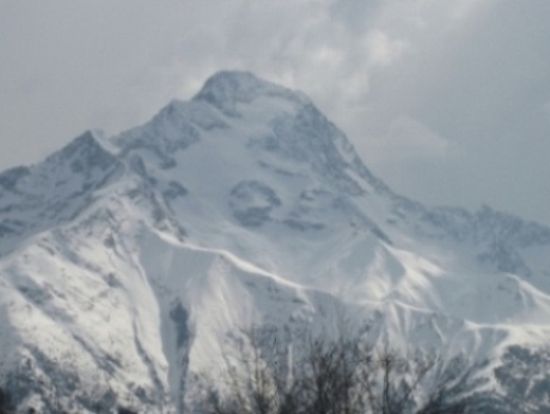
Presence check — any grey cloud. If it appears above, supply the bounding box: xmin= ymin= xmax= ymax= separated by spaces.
xmin=0 ymin=0 xmax=549 ymax=225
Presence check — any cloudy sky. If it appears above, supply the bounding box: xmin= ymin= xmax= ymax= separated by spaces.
xmin=1 ymin=0 xmax=549 ymax=225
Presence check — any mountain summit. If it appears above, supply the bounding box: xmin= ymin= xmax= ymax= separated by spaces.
xmin=193 ymin=70 xmax=308 ymax=111
xmin=1 ymin=72 xmax=550 ymax=413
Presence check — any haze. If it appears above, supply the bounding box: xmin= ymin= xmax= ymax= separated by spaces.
xmin=1 ymin=0 xmax=549 ymax=224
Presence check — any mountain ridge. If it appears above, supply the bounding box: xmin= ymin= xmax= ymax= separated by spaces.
xmin=1 ymin=71 xmax=550 ymax=413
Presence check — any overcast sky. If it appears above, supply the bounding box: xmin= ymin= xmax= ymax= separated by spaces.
xmin=1 ymin=0 xmax=549 ymax=225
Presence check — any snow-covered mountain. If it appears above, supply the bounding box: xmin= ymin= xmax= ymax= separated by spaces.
xmin=1 ymin=71 xmax=550 ymax=413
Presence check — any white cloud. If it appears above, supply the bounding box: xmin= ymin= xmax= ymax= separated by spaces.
xmin=380 ymin=116 xmax=452 ymax=160
xmin=364 ymin=30 xmax=407 ymax=67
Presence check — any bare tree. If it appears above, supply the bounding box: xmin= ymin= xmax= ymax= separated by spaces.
xmin=200 ymin=326 xmax=479 ymax=414
xmin=0 ymin=387 xmax=13 ymax=414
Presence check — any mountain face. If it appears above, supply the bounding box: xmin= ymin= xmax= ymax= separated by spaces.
xmin=1 ymin=71 xmax=550 ymax=413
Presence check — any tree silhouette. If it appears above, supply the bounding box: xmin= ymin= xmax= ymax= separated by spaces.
xmin=200 ymin=327 xmax=479 ymax=414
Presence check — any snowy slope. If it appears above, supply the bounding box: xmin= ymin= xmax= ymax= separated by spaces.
xmin=1 ymin=71 xmax=550 ymax=412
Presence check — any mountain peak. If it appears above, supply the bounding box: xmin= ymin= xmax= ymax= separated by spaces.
xmin=195 ymin=70 xmax=269 ymax=97
xmin=193 ymin=70 xmax=308 ymax=115
xmin=199 ymin=70 xmax=259 ymax=87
